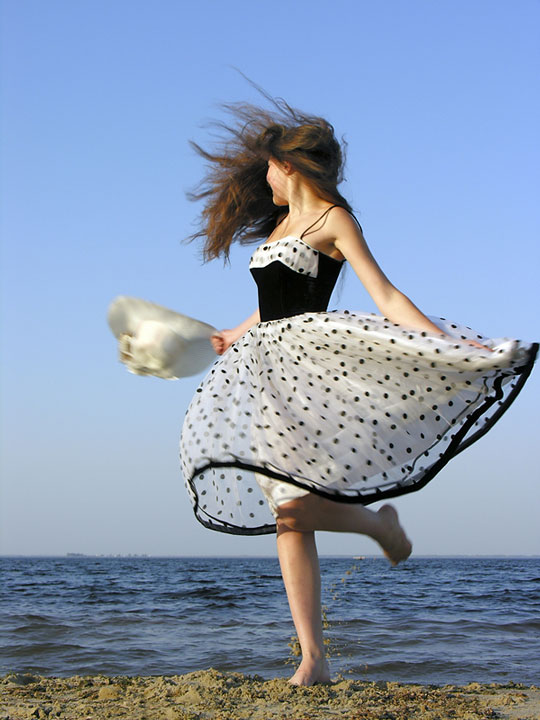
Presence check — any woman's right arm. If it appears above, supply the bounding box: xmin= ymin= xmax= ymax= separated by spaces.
xmin=211 ymin=308 xmax=260 ymax=355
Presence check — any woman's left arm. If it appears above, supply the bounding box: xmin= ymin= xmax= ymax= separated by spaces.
xmin=332 ymin=210 xmax=488 ymax=348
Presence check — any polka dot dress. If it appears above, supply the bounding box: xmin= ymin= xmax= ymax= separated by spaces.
xmin=180 ymin=236 xmax=538 ymax=535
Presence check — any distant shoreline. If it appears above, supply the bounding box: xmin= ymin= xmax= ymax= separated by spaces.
xmin=2 ymin=553 xmax=540 ymax=559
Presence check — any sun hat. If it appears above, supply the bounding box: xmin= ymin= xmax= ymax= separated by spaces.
xmin=108 ymin=296 xmax=217 ymax=379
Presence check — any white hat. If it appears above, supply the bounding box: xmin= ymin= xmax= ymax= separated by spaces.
xmin=108 ymin=296 xmax=217 ymax=379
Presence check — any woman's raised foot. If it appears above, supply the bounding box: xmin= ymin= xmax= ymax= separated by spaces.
xmin=377 ymin=504 xmax=412 ymax=566
xmin=288 ymin=656 xmax=331 ymax=686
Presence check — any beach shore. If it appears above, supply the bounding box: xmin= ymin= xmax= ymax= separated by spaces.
xmin=2 ymin=670 xmax=539 ymax=720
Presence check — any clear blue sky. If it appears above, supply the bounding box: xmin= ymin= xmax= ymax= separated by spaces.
xmin=1 ymin=0 xmax=539 ymax=556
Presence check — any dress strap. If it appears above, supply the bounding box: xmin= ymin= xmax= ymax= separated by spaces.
xmin=349 ymin=210 xmax=363 ymax=234
xmin=300 ymin=204 xmax=340 ymax=239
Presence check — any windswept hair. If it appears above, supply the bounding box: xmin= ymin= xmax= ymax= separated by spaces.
xmin=187 ymin=88 xmax=352 ymax=261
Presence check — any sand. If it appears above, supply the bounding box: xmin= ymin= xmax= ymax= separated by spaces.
xmin=2 ymin=671 xmax=539 ymax=720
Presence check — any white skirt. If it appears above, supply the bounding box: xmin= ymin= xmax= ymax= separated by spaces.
xmin=180 ymin=310 xmax=537 ymax=535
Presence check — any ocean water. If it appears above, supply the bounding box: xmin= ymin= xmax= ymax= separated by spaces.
xmin=1 ymin=556 xmax=539 ymax=685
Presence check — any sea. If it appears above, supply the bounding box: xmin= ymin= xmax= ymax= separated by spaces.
xmin=1 ymin=556 xmax=539 ymax=685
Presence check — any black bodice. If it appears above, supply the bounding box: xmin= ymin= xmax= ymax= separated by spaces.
xmin=249 ymin=236 xmax=344 ymax=322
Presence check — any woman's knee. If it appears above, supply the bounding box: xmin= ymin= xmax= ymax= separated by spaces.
xmin=276 ymin=497 xmax=312 ymax=531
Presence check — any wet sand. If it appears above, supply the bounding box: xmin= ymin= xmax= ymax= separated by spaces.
xmin=2 ymin=671 xmax=539 ymax=719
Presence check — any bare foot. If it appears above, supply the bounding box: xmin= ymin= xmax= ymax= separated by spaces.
xmin=288 ymin=656 xmax=331 ymax=686
xmin=377 ymin=504 xmax=412 ymax=566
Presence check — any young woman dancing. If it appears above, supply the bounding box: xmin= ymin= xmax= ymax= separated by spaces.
xmin=180 ymin=97 xmax=537 ymax=686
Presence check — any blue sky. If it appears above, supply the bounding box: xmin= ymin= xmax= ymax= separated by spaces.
xmin=1 ymin=0 xmax=539 ymax=556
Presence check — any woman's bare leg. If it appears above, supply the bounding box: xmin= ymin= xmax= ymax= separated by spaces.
xmin=277 ymin=496 xmax=412 ymax=565
xmin=276 ymin=523 xmax=331 ymax=686
xmin=274 ymin=497 xmax=411 ymax=686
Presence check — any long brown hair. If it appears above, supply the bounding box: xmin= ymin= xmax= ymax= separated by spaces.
xmin=187 ymin=90 xmax=353 ymax=261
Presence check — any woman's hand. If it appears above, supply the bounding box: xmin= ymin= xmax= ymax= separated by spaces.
xmin=458 ymin=339 xmax=494 ymax=352
xmin=211 ymin=329 xmax=238 ymax=355
xmin=210 ymin=309 xmax=261 ymax=355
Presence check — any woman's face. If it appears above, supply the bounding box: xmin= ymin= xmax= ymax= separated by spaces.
xmin=266 ymin=157 xmax=289 ymax=206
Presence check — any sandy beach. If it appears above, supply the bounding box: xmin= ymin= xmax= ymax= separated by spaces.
xmin=2 ymin=670 xmax=539 ymax=720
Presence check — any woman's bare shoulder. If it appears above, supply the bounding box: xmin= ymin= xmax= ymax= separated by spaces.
xmin=327 ymin=205 xmax=364 ymax=239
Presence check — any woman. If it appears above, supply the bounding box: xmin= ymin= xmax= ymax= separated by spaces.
xmin=180 ymin=98 xmax=537 ymax=686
